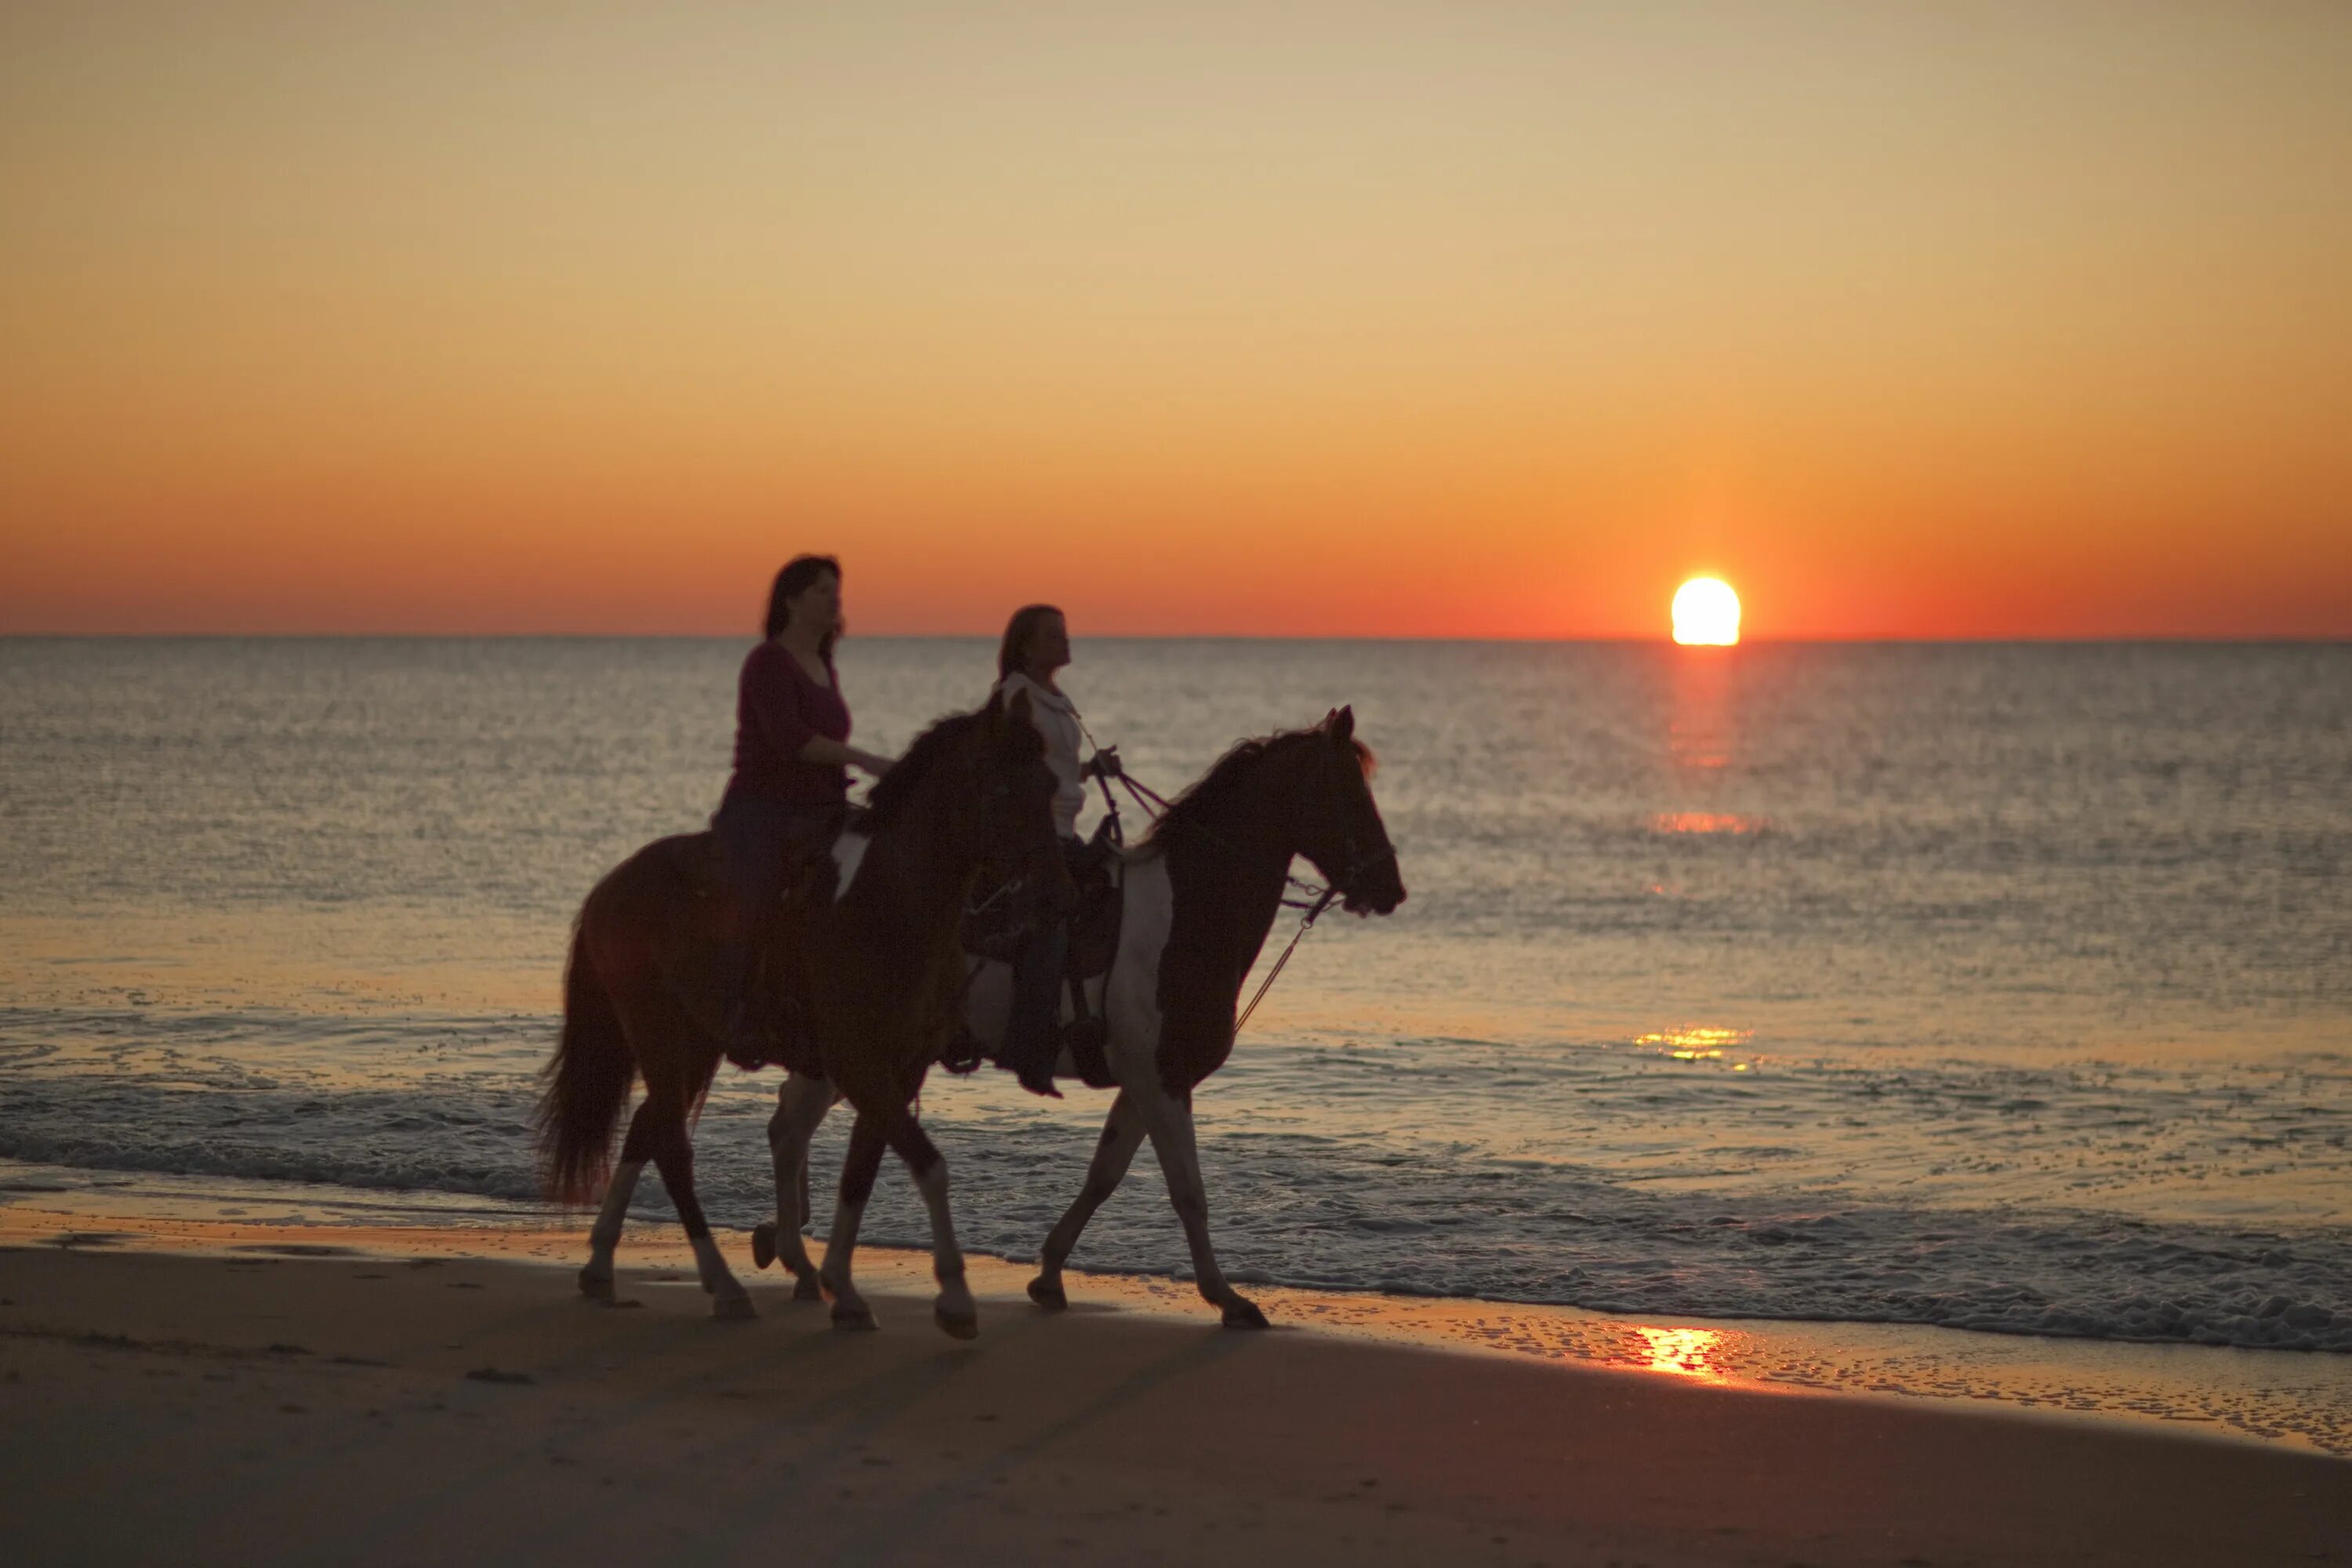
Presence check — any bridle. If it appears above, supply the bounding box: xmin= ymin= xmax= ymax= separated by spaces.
xmin=1109 ymin=754 xmax=1393 ymax=913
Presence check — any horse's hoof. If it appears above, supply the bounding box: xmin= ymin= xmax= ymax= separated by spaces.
xmin=792 ymin=1273 xmax=825 ymax=1303
xmin=831 ymin=1304 xmax=879 ymax=1332
xmin=750 ymin=1222 xmax=777 ymax=1270
xmin=578 ymin=1269 xmax=615 ymax=1301
xmin=935 ymin=1303 xmax=981 ymax=1341
xmin=712 ymin=1290 xmax=758 ymax=1322
xmin=1027 ymin=1276 xmax=1068 ymax=1311
xmin=1221 ymin=1297 xmax=1270 ymax=1330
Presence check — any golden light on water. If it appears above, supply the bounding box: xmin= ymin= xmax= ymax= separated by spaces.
xmin=1650 ymin=811 xmax=1767 ymax=835
xmin=1632 ymin=1025 xmax=1755 ymax=1062
xmin=1671 ymin=578 xmax=1741 ymax=645
xmin=1632 ymin=1327 xmax=1730 ymax=1382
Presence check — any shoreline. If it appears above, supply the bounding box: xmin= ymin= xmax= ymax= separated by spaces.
xmin=4 ymin=1164 xmax=2350 ymax=1464
xmin=4 ymin=1210 xmax=2347 ymax=1566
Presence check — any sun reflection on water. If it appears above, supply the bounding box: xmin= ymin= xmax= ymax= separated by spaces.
xmin=1632 ymin=1025 xmax=1755 ymax=1062
xmin=1632 ymin=1326 xmax=1730 ymax=1382
xmin=1650 ymin=811 xmax=1768 ymax=834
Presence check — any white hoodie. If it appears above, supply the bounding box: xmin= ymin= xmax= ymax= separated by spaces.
xmin=994 ymin=672 xmax=1085 ymax=839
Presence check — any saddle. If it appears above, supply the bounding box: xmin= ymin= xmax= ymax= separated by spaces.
xmin=679 ymin=808 xmax=847 ymax=904
xmin=958 ymin=830 xmax=1123 ymax=981
xmin=952 ymin=829 xmax=1124 ymax=1089
xmin=678 ymin=816 xmax=846 ymax=1074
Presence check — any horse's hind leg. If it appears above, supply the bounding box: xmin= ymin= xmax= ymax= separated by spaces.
xmin=750 ymin=1073 xmax=837 ymax=1302
xmin=1029 ymin=1090 xmax=1145 ymax=1310
xmin=580 ymin=1146 xmax=646 ymax=1301
xmin=641 ymin=1107 xmax=754 ymax=1321
xmin=884 ymin=1112 xmax=977 ymax=1340
xmin=817 ymin=1109 xmax=889 ymax=1330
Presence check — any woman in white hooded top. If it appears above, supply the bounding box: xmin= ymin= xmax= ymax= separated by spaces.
xmin=992 ymin=604 xmax=1109 ymax=1094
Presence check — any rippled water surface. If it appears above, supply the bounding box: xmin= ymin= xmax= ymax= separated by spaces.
xmin=4 ymin=638 xmax=2348 ymax=1385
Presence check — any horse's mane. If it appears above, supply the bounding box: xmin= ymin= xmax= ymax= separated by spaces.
xmin=1142 ymin=726 xmax=1374 ymax=849
xmin=857 ymin=708 xmax=992 ymax=831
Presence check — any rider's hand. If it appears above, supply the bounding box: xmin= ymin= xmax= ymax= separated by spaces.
xmin=1089 ymin=748 xmax=1123 ymax=780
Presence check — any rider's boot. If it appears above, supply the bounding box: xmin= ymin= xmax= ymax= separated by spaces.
xmin=1058 ymin=974 xmax=1107 ymax=1058
xmin=720 ymin=930 xmax=776 ymax=1063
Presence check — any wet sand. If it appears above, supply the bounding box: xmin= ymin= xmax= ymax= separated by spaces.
xmin=1 ymin=1206 xmax=2345 ymax=1567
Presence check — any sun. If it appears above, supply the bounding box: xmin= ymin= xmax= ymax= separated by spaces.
xmin=1671 ymin=578 xmax=1740 ymax=645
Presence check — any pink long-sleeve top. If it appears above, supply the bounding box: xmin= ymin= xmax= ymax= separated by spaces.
xmin=720 ymin=641 xmax=851 ymax=807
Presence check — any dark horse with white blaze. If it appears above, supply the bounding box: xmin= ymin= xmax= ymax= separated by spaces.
xmin=753 ymin=706 xmax=1406 ymax=1328
xmin=537 ymin=690 xmax=1072 ymax=1334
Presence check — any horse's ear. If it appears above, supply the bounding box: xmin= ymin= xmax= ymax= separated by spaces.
xmin=1005 ymin=686 xmax=1034 ymax=727
xmin=1330 ymin=704 xmax=1355 ymax=745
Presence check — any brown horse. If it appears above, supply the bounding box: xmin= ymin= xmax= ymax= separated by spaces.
xmin=756 ymin=706 xmax=1406 ymax=1327
xmin=536 ymin=689 xmax=1071 ymax=1334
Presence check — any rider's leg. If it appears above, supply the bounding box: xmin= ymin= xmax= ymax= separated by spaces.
xmin=1002 ymin=917 xmax=1068 ymax=1096
xmin=710 ymin=796 xmax=789 ymax=1054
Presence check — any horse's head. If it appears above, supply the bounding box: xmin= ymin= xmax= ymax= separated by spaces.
xmin=975 ymin=685 xmax=1079 ymax=914
xmin=1287 ymin=706 xmax=1406 ymax=916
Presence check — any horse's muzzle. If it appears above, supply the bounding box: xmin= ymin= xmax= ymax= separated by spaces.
xmin=1341 ymin=859 xmax=1406 ymax=916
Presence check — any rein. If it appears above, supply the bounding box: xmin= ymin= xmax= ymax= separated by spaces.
xmin=1076 ymin=708 xmax=1325 ymax=904
xmin=1232 ymin=884 xmax=1339 ymax=1040
xmin=1110 ymin=771 xmax=1334 ymax=909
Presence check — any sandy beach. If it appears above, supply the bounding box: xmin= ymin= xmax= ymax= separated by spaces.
xmin=2 ymin=1203 xmax=2343 ymax=1568
xmin=12 ymin=2 xmax=2352 ymax=1561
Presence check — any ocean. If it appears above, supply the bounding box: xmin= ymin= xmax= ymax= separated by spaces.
xmin=4 ymin=637 xmax=2349 ymax=1443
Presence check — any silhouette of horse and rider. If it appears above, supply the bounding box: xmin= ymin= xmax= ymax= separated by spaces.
xmin=538 ymin=555 xmax=1406 ymax=1334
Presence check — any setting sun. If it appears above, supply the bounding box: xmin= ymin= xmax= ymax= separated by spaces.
xmin=1671 ymin=579 xmax=1741 ymax=645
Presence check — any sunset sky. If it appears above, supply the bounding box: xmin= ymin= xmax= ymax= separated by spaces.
xmin=4 ymin=3 xmax=2347 ymax=638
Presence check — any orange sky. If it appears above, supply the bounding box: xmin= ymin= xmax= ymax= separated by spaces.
xmin=4 ymin=3 xmax=2348 ymax=637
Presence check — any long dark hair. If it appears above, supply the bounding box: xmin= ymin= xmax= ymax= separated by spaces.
xmin=764 ymin=555 xmax=841 ymax=662
xmin=996 ymin=603 xmax=1062 ymax=681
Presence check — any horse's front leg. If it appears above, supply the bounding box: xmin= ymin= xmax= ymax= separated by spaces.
xmin=751 ymin=1072 xmax=838 ymax=1301
xmin=817 ymin=1107 xmax=890 ymax=1330
xmin=1136 ymin=1086 xmax=1267 ymax=1328
xmin=1029 ymin=1090 xmax=1145 ymax=1310
xmin=884 ymin=1112 xmax=978 ymax=1340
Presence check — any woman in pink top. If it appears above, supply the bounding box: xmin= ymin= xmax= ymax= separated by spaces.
xmin=713 ymin=555 xmax=894 ymax=1051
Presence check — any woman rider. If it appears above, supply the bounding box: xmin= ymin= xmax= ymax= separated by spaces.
xmin=713 ymin=555 xmax=894 ymax=1056
xmin=991 ymin=604 xmax=1115 ymax=1094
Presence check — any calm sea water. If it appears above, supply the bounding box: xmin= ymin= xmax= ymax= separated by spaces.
xmin=4 ymin=638 xmax=2349 ymax=1376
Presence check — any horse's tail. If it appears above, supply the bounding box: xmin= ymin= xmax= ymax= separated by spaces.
xmin=536 ymin=915 xmax=636 ymax=1207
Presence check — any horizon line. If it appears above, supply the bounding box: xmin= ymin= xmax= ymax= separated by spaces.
xmin=5 ymin=631 xmax=2348 ymax=647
